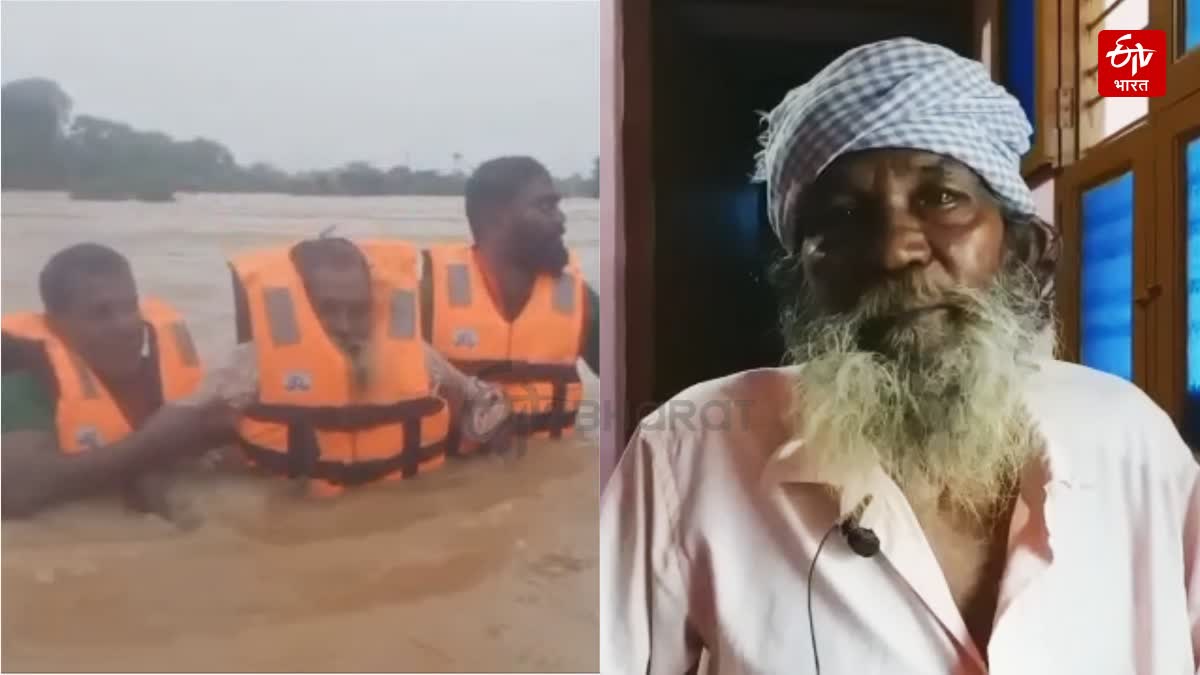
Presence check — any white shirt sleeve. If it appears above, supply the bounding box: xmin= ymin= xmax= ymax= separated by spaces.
xmin=600 ymin=427 xmax=702 ymax=675
xmin=1182 ymin=459 xmax=1200 ymax=674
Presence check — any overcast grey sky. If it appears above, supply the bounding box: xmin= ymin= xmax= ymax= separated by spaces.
xmin=1 ymin=0 xmax=599 ymax=176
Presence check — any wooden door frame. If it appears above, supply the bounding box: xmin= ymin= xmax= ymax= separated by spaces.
xmin=600 ymin=0 xmax=622 ymax=486
xmin=606 ymin=0 xmax=655 ymax=483
xmin=1054 ymin=123 xmax=1155 ymax=391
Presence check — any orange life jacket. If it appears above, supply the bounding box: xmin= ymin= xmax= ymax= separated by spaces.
xmin=424 ymin=243 xmax=585 ymax=447
xmin=0 ymin=298 xmax=204 ymax=453
xmin=229 ymin=241 xmax=450 ymax=496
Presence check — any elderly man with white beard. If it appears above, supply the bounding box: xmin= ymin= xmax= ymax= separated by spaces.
xmin=600 ymin=38 xmax=1200 ymax=675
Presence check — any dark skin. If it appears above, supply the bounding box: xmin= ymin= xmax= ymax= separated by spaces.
xmin=1 ymin=269 xmax=233 ymax=523
xmin=52 ymin=270 xmax=147 ymax=384
xmin=792 ymin=148 xmax=1013 ymax=657
xmin=300 ymin=260 xmax=373 ymax=357
xmin=475 ymin=174 xmax=569 ymax=321
xmin=794 ymin=149 xmax=1006 ymax=314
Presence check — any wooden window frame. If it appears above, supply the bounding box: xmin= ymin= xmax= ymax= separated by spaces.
xmin=1054 ymin=124 xmax=1156 ymax=392
xmin=1056 ymin=0 xmax=1200 ymax=424
xmin=1149 ymin=0 xmax=1200 ymax=113
xmin=1149 ymin=89 xmax=1200 ymax=423
xmin=980 ymin=0 xmax=1066 ymax=175
xmin=1058 ymin=0 xmax=1081 ymax=167
xmin=1059 ymin=0 xmax=1200 ymax=156
xmin=1073 ymin=0 xmax=1157 ymax=155
xmin=1028 ymin=0 xmax=1068 ymax=175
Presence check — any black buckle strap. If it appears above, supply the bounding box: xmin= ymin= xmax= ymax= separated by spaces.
xmin=513 ymin=408 xmax=578 ymax=436
xmin=242 ymin=414 xmax=443 ymax=486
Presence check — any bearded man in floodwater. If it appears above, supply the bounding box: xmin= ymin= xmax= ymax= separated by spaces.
xmin=600 ymin=37 xmax=1200 ymax=675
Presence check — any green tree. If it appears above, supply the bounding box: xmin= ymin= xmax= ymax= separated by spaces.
xmin=2 ymin=78 xmax=73 ymax=189
xmin=2 ymin=78 xmax=586 ymax=200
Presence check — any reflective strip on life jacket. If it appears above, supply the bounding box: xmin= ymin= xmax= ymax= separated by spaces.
xmin=0 ymin=298 xmax=204 ymax=453
xmin=426 ymin=243 xmax=585 ymax=448
xmin=229 ymin=241 xmax=450 ymax=490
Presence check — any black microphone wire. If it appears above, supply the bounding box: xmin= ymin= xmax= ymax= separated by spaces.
xmin=807 ymin=521 xmax=840 ymax=675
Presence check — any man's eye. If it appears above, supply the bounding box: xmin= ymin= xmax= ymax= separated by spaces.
xmin=922 ymin=189 xmax=961 ymax=208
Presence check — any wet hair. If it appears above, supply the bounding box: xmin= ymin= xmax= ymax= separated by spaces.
xmin=464 ymin=156 xmax=552 ymax=239
xmin=39 ymin=243 xmax=133 ymax=315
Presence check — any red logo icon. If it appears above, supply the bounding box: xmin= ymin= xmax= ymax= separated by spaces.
xmin=1097 ymin=30 xmax=1167 ymax=98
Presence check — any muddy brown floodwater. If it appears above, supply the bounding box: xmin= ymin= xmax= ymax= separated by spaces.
xmin=2 ymin=441 xmax=598 ymax=672
xmin=1 ymin=192 xmax=600 ymax=672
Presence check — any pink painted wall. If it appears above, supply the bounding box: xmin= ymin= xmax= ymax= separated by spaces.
xmin=599 ymin=0 xmax=622 ymax=489
xmin=1032 ymin=176 xmax=1055 ymax=224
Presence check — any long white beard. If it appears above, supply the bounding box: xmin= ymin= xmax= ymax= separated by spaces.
xmin=783 ymin=266 xmax=1048 ymax=518
xmin=346 ymin=343 xmax=375 ymax=395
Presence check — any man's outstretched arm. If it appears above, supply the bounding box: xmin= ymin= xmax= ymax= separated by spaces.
xmin=423 ymin=342 xmax=511 ymax=445
xmin=1 ymin=345 xmax=254 ymax=519
xmin=1 ymin=396 xmax=235 ymax=518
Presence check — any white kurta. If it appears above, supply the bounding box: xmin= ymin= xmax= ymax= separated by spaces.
xmin=601 ymin=359 xmax=1200 ymax=675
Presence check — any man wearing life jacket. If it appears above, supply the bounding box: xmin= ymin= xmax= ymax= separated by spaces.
xmin=229 ymin=236 xmax=511 ymax=497
xmin=421 ymin=156 xmax=600 ymax=454
xmin=1 ymin=243 xmax=248 ymax=521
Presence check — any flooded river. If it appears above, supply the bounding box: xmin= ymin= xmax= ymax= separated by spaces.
xmin=0 ymin=191 xmax=600 ymax=672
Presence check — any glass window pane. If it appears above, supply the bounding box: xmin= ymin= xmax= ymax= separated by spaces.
xmin=1185 ymin=138 xmax=1200 ymax=443
xmin=1187 ymin=0 xmax=1200 ymax=52
xmin=1003 ymin=0 xmax=1035 ymax=130
xmin=1080 ymin=171 xmax=1135 ymax=381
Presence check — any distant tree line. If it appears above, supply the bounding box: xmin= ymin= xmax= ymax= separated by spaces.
xmin=1 ymin=78 xmax=600 ymax=201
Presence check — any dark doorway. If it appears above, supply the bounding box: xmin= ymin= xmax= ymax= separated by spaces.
xmin=644 ymin=0 xmax=974 ymax=406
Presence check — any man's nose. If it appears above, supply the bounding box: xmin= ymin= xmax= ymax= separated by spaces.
xmin=880 ymin=207 xmax=933 ymax=272
xmin=114 ymin=306 xmax=144 ymax=335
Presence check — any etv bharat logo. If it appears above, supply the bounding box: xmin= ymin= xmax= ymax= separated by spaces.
xmin=1097 ymin=30 xmax=1167 ymax=98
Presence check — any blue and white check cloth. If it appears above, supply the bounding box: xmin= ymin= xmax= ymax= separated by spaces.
xmin=754 ymin=37 xmax=1035 ymax=250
